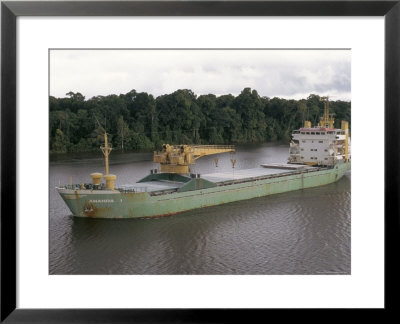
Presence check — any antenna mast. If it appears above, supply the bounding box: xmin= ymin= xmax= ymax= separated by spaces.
xmin=101 ymin=132 xmax=112 ymax=175
xmin=94 ymin=114 xmax=113 ymax=175
xmin=319 ymin=96 xmax=335 ymax=128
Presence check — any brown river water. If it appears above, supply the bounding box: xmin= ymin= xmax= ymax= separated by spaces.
xmin=49 ymin=142 xmax=350 ymax=274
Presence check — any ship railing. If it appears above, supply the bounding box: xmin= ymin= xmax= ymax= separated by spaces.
xmin=215 ymin=166 xmax=329 ymax=187
xmin=116 ymin=188 xmax=136 ymax=193
xmin=58 ymin=183 xmax=106 ymax=190
xmin=59 ymin=184 xmax=87 ymax=190
xmin=149 ymin=188 xmax=179 ymax=196
xmin=117 ymin=187 xmax=149 ymax=193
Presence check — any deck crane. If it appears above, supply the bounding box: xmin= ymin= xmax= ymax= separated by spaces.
xmin=153 ymin=144 xmax=235 ymax=174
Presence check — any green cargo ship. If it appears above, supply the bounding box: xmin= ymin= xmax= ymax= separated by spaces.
xmin=56 ymin=99 xmax=351 ymax=219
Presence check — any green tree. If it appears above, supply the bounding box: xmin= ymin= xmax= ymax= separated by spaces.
xmin=117 ymin=116 xmax=130 ymax=151
xmin=233 ymin=88 xmax=266 ymax=143
xmin=51 ymin=129 xmax=70 ymax=153
xmin=49 ymin=89 xmax=351 ymax=153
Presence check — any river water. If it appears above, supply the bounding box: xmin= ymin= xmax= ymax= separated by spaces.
xmin=49 ymin=143 xmax=351 ymax=275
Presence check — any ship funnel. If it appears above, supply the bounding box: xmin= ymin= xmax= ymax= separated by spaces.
xmin=90 ymin=173 xmax=103 ymax=185
xmin=104 ymin=174 xmax=117 ymax=190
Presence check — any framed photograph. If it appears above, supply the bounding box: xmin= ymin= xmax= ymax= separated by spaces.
xmin=1 ymin=0 xmax=399 ymax=322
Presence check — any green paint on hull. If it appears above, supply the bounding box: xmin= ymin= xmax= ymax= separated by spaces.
xmin=178 ymin=178 xmax=217 ymax=192
xmin=58 ymin=162 xmax=350 ymax=219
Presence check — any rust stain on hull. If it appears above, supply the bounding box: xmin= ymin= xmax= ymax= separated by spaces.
xmin=84 ymin=206 xmax=114 ymax=218
xmin=84 ymin=201 xmax=97 ymax=217
xmin=64 ymin=194 xmax=78 ymax=200
xmin=141 ymin=210 xmax=186 ymax=219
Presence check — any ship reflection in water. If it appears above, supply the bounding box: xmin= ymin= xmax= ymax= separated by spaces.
xmin=49 ymin=143 xmax=350 ymax=274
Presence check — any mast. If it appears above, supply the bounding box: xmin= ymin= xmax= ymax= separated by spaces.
xmin=319 ymin=97 xmax=335 ymax=129
xmin=100 ymin=132 xmax=112 ymax=175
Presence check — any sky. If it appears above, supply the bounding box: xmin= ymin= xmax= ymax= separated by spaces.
xmin=50 ymin=49 xmax=351 ymax=101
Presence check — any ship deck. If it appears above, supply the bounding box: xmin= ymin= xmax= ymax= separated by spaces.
xmin=117 ymin=164 xmax=315 ymax=193
xmin=117 ymin=180 xmax=186 ymax=193
xmin=202 ymin=165 xmax=311 ymax=184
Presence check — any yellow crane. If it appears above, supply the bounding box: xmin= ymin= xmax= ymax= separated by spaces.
xmin=318 ymin=96 xmax=335 ymax=129
xmin=153 ymin=144 xmax=235 ymax=174
xmin=303 ymin=97 xmax=335 ymax=129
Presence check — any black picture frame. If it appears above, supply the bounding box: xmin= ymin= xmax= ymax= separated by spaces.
xmin=1 ymin=1 xmax=399 ymax=322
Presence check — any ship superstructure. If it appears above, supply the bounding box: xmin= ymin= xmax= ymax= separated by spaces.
xmin=56 ymin=98 xmax=351 ymax=219
xmin=289 ymin=98 xmax=350 ymax=166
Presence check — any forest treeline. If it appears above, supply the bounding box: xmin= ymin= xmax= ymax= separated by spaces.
xmin=49 ymin=88 xmax=351 ymax=153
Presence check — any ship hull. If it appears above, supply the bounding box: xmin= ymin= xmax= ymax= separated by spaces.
xmin=57 ymin=162 xmax=350 ymax=219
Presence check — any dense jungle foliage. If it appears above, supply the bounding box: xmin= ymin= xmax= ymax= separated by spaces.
xmin=49 ymin=89 xmax=351 ymax=153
